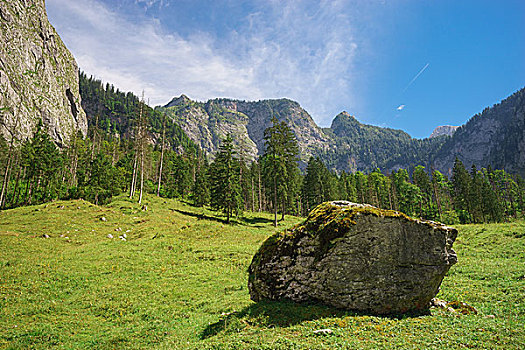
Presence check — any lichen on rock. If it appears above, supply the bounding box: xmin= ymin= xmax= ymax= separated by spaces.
xmin=248 ymin=201 xmax=458 ymax=314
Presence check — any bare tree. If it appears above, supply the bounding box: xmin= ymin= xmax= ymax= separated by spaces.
xmin=157 ymin=113 xmax=166 ymax=197
xmin=0 ymin=116 xmax=20 ymax=208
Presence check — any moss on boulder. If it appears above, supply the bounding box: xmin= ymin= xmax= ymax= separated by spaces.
xmin=248 ymin=201 xmax=457 ymax=314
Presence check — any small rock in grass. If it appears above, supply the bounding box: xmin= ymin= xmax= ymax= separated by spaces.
xmin=430 ymin=298 xmax=447 ymax=309
xmin=446 ymin=307 xmax=457 ymax=314
xmin=60 ymin=234 xmax=65 ymax=238
xmin=119 ymin=235 xmax=126 ymax=241
xmin=313 ymin=329 xmax=333 ymax=335
xmin=123 ymin=233 xmax=127 ymax=238
xmin=58 ymin=205 xmax=64 ymax=209
xmin=126 ymin=229 xmax=131 ymax=233
xmin=447 ymin=301 xmax=478 ymax=315
xmin=42 ymin=234 xmax=50 ymax=238
xmin=100 ymin=217 xmax=107 ymax=222
xmin=77 ymin=206 xmax=80 ymax=210
xmin=485 ymin=315 xmax=495 ymax=319
xmin=107 ymin=234 xmax=114 ymax=239
xmin=115 ymin=227 xmax=122 ymax=232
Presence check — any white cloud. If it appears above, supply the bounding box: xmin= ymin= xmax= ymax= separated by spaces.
xmin=46 ymin=0 xmax=360 ymax=126
xmin=397 ymin=104 xmax=405 ymax=111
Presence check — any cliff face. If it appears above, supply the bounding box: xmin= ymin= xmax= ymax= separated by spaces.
xmin=159 ymin=96 xmax=329 ymax=162
xmin=429 ymin=125 xmax=459 ymax=138
xmin=0 ymin=0 xmax=87 ymax=146
xmin=432 ymin=88 xmax=525 ymax=176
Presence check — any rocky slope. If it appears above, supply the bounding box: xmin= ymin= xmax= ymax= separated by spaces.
xmin=0 ymin=0 xmax=87 ymax=146
xmin=430 ymin=125 xmax=459 ymax=138
xmin=159 ymin=95 xmax=446 ymax=172
xmin=158 ymin=96 xmax=329 ymax=162
xmin=432 ymin=88 xmax=525 ymax=176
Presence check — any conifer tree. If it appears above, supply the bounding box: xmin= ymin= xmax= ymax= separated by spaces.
xmin=261 ymin=117 xmax=300 ymax=226
xmin=193 ymin=162 xmax=210 ymax=207
xmin=452 ymin=158 xmax=471 ymax=223
xmin=209 ymin=135 xmax=241 ymax=224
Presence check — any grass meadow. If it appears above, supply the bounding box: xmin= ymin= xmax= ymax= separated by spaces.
xmin=0 ymin=194 xmax=524 ymax=349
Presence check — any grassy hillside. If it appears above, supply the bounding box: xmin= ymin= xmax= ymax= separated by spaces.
xmin=0 ymin=195 xmax=524 ymax=349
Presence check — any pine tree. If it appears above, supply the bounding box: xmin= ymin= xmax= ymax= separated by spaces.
xmin=261 ymin=117 xmax=300 ymax=226
xmin=209 ymin=135 xmax=241 ymax=224
xmin=452 ymin=158 xmax=471 ymax=223
xmin=193 ymin=162 xmax=210 ymax=207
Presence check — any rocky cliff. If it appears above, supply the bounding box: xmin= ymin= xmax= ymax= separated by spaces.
xmin=0 ymin=0 xmax=87 ymax=146
xmin=429 ymin=125 xmax=459 ymax=138
xmin=432 ymin=88 xmax=525 ymax=176
xmin=158 ymin=96 xmax=329 ymax=162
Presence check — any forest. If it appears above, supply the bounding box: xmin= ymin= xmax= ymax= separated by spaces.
xmin=0 ymin=75 xmax=523 ymax=226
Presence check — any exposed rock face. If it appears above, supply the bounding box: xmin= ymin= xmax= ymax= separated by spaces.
xmin=248 ymin=201 xmax=458 ymax=314
xmin=432 ymin=88 xmax=525 ymax=177
xmin=429 ymin=125 xmax=459 ymax=138
xmin=0 ymin=0 xmax=87 ymax=145
xmin=158 ymin=97 xmax=330 ymax=162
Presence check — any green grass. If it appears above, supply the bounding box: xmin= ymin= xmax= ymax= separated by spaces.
xmin=0 ymin=195 xmax=523 ymax=349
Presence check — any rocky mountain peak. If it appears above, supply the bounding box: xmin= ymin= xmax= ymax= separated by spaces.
xmin=165 ymin=94 xmax=192 ymax=108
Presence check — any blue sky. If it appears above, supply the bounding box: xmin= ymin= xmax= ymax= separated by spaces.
xmin=46 ymin=0 xmax=525 ymax=138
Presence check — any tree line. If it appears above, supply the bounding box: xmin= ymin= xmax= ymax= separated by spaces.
xmin=1 ymin=78 xmax=523 ymax=225
xmin=202 ymin=121 xmax=524 ymax=225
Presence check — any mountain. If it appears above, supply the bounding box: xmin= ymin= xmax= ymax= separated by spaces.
xmin=432 ymin=87 xmax=525 ymax=176
xmin=158 ymin=96 xmax=445 ymax=172
xmin=157 ymin=97 xmax=329 ymax=162
xmin=159 ymin=88 xmax=525 ymax=176
xmin=0 ymin=0 xmax=87 ymax=146
xmin=430 ymin=125 xmax=459 ymax=138
xmin=321 ymin=112 xmax=446 ymax=173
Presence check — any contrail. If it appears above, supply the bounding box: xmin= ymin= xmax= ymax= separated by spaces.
xmin=402 ymin=63 xmax=429 ymax=93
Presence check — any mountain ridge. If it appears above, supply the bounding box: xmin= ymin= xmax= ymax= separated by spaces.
xmin=157 ymin=87 xmax=525 ymax=176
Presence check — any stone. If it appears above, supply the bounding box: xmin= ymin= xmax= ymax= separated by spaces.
xmin=100 ymin=217 xmax=107 ymax=222
xmin=42 ymin=234 xmax=50 ymax=238
xmin=107 ymin=234 xmax=113 ymax=239
xmin=313 ymin=329 xmax=333 ymax=335
xmin=248 ymin=201 xmax=458 ymax=314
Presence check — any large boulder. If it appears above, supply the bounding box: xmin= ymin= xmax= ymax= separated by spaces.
xmin=248 ymin=201 xmax=457 ymax=314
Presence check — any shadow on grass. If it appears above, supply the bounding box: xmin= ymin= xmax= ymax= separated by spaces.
xmin=201 ymin=300 xmax=429 ymax=339
xmin=172 ymin=209 xmax=275 ymax=227
xmin=171 ymin=209 xmax=228 ymax=224
xmin=238 ymin=216 xmax=275 ymax=226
